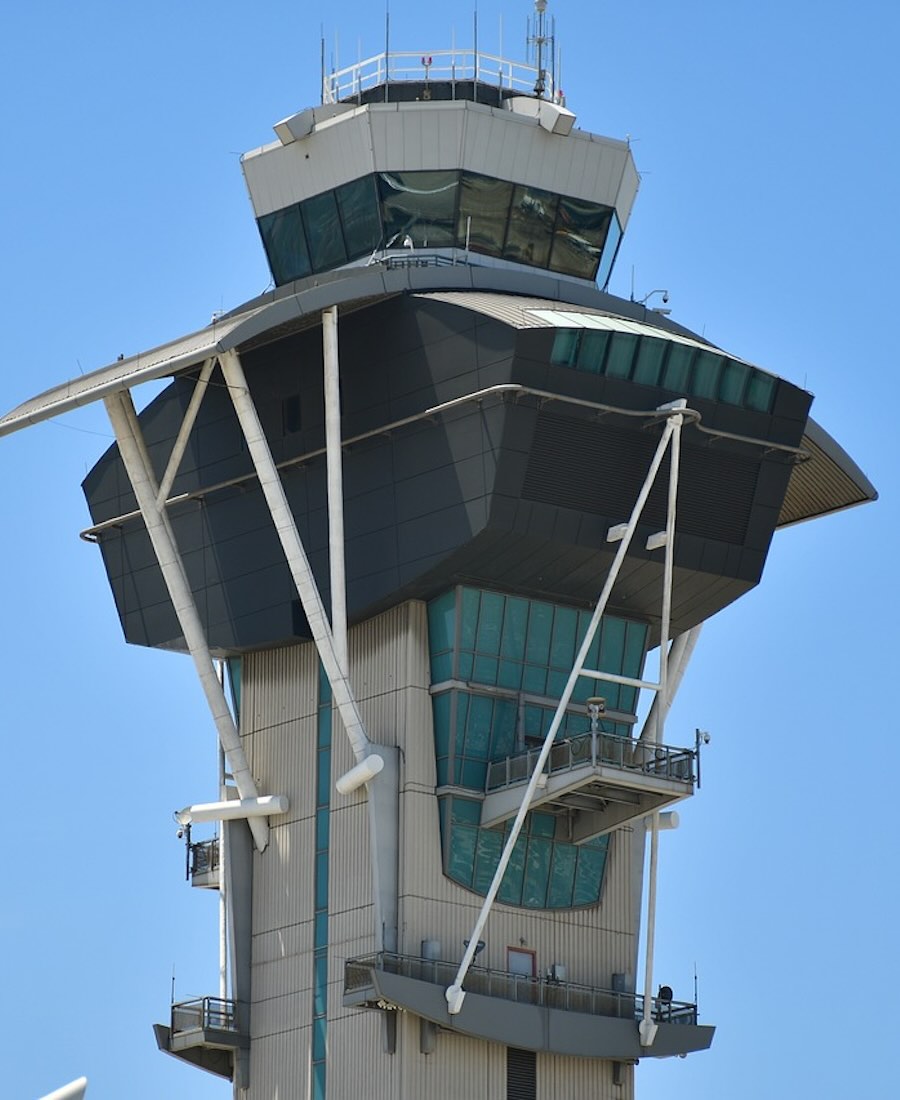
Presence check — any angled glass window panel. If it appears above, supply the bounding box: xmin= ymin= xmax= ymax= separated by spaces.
xmin=472 ymin=654 xmax=499 ymax=684
xmin=745 ymin=370 xmax=776 ymax=412
xmin=598 ymin=616 xmax=627 ymax=676
xmin=623 ymin=620 xmax=648 ymax=679
xmin=448 ymin=823 xmax=478 ymax=886
xmin=501 ymin=597 xmax=529 ymax=663
xmin=314 ymin=911 xmax=328 ymax=946
xmin=525 ymin=599 xmax=554 ymax=668
xmin=547 ymin=842 xmax=577 ymax=908
xmin=662 ymin=342 xmax=694 ymax=392
xmin=576 ymin=330 xmax=609 ymax=373
xmin=473 ymin=827 xmax=503 ymax=893
xmin=454 ymin=690 xmax=469 ymax=759
xmin=335 ymin=175 xmax=382 ymax=258
xmin=550 ymin=607 xmax=578 ymax=672
xmin=226 ymin=658 xmax=242 ymax=720
xmin=633 ymin=337 xmax=667 ymax=387
xmin=465 ymin=694 xmax=494 ymax=758
xmin=258 ymin=206 xmax=311 ymax=285
xmin=546 ymin=668 xmax=567 ymax=700
xmin=497 ymin=659 xmax=522 ymax=690
xmin=531 ymin=812 xmax=557 ymax=838
xmin=490 ymin=698 xmax=518 ymax=758
xmin=572 ymin=841 xmax=607 ymax=905
xmin=523 ymin=836 xmax=553 ymax=908
xmin=605 ymin=332 xmax=638 ymax=378
xmin=692 ymin=350 xmax=724 ymax=400
xmin=498 ymin=831 xmax=528 ymax=905
xmin=476 ymin=590 xmax=505 ymax=657
xmin=457 ymin=173 xmax=513 ymax=254
xmin=719 ymin=358 xmax=751 ymax=405
xmin=550 ymin=329 xmax=580 ymax=367
xmin=549 ymin=196 xmax=611 ymax=279
xmin=504 ymin=184 xmax=558 ymax=267
xmin=378 ymin=170 xmax=459 ymax=248
xmin=302 ymin=191 xmax=347 ymax=272
xmin=428 ymin=589 xmax=457 ymax=680
xmin=460 ymin=758 xmax=487 ymax=788
xmin=460 ymin=587 xmax=480 ymax=651
xmin=597 ymin=213 xmax=622 ymax=289
xmin=433 ymin=691 xmax=452 ymax=758
xmin=450 ymin=795 xmax=483 ymax=825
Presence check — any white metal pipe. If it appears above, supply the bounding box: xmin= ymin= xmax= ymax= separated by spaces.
xmin=38 ymin=1079 xmax=88 ymax=1100
xmin=641 ymin=410 xmax=683 ymax=1045
xmin=448 ymin=414 xmax=679 ymax=1014
xmin=335 ymin=754 xmax=385 ymax=795
xmin=103 ymin=391 xmax=268 ymax=853
xmin=639 ymin=625 xmax=702 ymax=744
xmin=156 ymin=358 xmax=215 ymax=507
xmin=218 ymin=349 xmax=371 ymax=763
xmin=579 ymin=668 xmax=661 ymax=691
xmin=217 ymin=741 xmax=228 ymax=1002
xmin=175 ymin=795 xmax=289 ymax=825
xmin=323 ymin=306 xmax=348 ymax=674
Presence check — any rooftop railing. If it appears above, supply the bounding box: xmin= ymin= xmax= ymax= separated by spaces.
xmin=345 ymin=951 xmax=697 ymax=1025
xmin=485 ymin=730 xmax=695 ymax=793
xmin=323 ymin=49 xmax=551 ymax=105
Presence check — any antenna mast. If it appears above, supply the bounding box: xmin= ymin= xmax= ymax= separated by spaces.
xmin=527 ymin=0 xmax=554 ymax=99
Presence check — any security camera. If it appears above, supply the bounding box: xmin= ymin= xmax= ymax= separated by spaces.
xmin=662 ymin=292 xmax=669 ymax=304
xmin=176 ymin=827 xmax=184 ymax=840
xmin=700 ymin=730 xmax=711 ymax=745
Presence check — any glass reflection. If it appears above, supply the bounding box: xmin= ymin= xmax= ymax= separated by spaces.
xmin=504 ymin=184 xmax=558 ymax=266
xmin=336 ymin=176 xmax=382 ymax=258
xmin=378 ymin=170 xmax=459 ymax=247
xmin=258 ymin=205 xmax=311 ymax=284
xmin=550 ymin=195 xmax=611 ymax=279
xmin=457 ymin=173 xmax=513 ymax=254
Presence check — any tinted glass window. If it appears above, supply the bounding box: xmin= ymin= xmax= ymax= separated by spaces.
xmin=335 ymin=176 xmax=382 ymax=258
xmin=550 ymin=196 xmax=611 ymax=279
xmin=596 ymin=213 xmax=622 ymax=288
xmin=504 ymin=184 xmax=558 ymax=267
xmin=379 ymin=170 xmax=459 ymax=247
xmin=745 ymin=371 xmax=776 ymax=412
xmin=302 ymin=190 xmax=347 ymax=271
xmin=258 ymin=205 xmax=310 ymax=284
xmin=458 ymin=173 xmax=513 ymax=254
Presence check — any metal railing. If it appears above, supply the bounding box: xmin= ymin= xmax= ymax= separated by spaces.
xmin=189 ymin=837 xmax=220 ymax=879
xmin=485 ymin=730 xmax=695 ymax=792
xmin=171 ymin=996 xmax=239 ymax=1035
xmin=323 ymin=49 xmax=550 ymax=104
xmin=345 ymin=952 xmax=697 ymax=1024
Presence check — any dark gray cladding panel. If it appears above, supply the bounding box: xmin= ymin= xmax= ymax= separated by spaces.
xmin=83 ymin=292 xmax=802 ymax=654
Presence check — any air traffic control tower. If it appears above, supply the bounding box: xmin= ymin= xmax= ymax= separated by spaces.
xmin=0 ymin=5 xmax=876 ymax=1099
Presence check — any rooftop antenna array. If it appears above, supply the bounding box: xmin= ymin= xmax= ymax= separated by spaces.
xmin=527 ymin=0 xmax=555 ymax=99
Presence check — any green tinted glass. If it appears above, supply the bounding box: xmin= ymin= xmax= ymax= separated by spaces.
xmin=457 ymin=172 xmax=512 ymax=254
xmin=258 ymin=205 xmax=311 ymax=285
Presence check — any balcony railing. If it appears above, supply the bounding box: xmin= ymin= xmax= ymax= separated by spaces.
xmin=485 ymin=731 xmax=695 ymax=793
xmin=171 ymin=997 xmax=239 ymax=1037
xmin=345 ymin=952 xmax=697 ymax=1025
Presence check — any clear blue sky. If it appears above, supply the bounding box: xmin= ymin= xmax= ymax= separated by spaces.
xmin=1 ymin=2 xmax=896 ymax=1097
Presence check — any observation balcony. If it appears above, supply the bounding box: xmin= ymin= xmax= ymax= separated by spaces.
xmin=189 ymin=837 xmax=220 ymax=889
xmin=153 ymin=997 xmax=248 ymax=1083
xmin=344 ymin=952 xmax=714 ymax=1060
xmin=481 ymin=730 xmax=697 ymax=840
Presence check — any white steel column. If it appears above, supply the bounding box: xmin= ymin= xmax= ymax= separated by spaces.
xmin=104 ymin=390 xmax=269 ymax=853
xmin=156 ymin=358 xmax=215 ymax=506
xmin=639 ymin=625 xmax=702 ymax=744
xmin=447 ymin=408 xmax=683 ymax=1015
xmin=323 ymin=306 xmax=348 ymax=672
xmin=640 ymin=407 xmax=683 ymax=1047
xmin=218 ymin=348 xmax=371 ymax=762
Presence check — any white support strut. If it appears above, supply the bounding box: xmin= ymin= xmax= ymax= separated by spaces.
xmin=103 ymin=391 xmax=269 ymax=852
xmin=640 ymin=406 xmax=683 ymax=1048
xmin=447 ymin=406 xmax=685 ymax=1015
xmin=218 ymin=349 xmax=371 ymax=762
